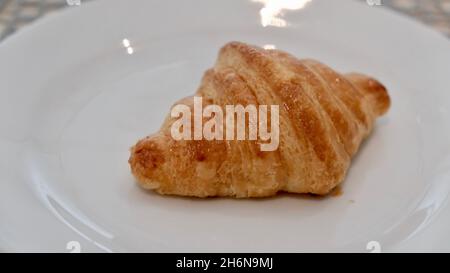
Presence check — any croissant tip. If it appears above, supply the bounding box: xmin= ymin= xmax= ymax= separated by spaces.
xmin=129 ymin=137 xmax=166 ymax=191
xmin=346 ymin=73 xmax=391 ymax=116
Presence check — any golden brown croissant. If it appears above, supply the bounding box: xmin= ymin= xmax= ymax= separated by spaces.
xmin=129 ymin=41 xmax=390 ymax=198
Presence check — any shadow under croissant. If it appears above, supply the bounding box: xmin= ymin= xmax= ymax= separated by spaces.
xmin=134 ymin=179 xmax=342 ymax=202
xmin=135 ymin=183 xmax=331 ymax=202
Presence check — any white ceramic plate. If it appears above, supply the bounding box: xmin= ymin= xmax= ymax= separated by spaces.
xmin=1 ymin=0 xmax=450 ymax=252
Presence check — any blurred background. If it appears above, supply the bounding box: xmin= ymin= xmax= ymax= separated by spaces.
xmin=0 ymin=0 xmax=449 ymax=42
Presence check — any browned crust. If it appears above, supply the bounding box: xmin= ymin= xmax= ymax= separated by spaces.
xmin=128 ymin=41 xmax=391 ymax=197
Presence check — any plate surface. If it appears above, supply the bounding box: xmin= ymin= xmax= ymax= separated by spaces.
xmin=1 ymin=0 xmax=450 ymax=252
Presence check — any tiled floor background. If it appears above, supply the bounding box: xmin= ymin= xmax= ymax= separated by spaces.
xmin=383 ymin=0 xmax=450 ymax=36
xmin=0 ymin=0 xmax=93 ymax=40
xmin=0 ymin=0 xmax=449 ymax=41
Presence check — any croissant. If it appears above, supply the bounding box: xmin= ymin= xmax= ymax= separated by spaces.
xmin=129 ymin=41 xmax=390 ymax=198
